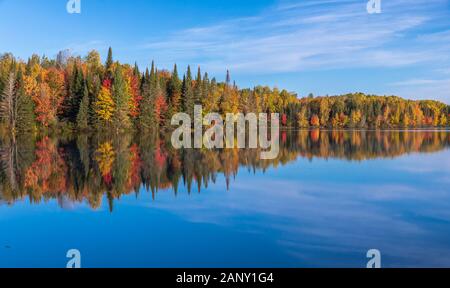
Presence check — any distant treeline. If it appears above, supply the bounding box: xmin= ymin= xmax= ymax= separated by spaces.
xmin=1 ymin=48 xmax=449 ymax=135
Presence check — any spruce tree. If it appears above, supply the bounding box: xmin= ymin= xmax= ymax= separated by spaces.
xmin=111 ymin=65 xmax=131 ymax=130
xmin=87 ymin=73 xmax=101 ymax=126
xmin=133 ymin=62 xmax=140 ymax=77
xmin=77 ymin=84 xmax=89 ymax=130
xmin=105 ymin=47 xmax=114 ymax=79
xmin=138 ymin=62 xmax=156 ymax=130
xmin=220 ymin=70 xmax=232 ymax=113
xmin=73 ymin=65 xmax=85 ymax=121
xmin=168 ymin=64 xmax=182 ymax=117
xmin=194 ymin=66 xmax=203 ymax=105
xmin=61 ymin=64 xmax=84 ymax=123
xmin=182 ymin=65 xmax=194 ymax=116
xmin=201 ymin=72 xmax=210 ymax=110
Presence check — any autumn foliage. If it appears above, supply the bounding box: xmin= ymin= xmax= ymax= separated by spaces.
xmin=0 ymin=49 xmax=449 ymax=135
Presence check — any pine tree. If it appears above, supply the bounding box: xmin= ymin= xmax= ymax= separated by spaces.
xmin=154 ymin=74 xmax=168 ymax=128
xmin=194 ymin=66 xmax=203 ymax=105
xmin=144 ymin=68 xmax=150 ymax=82
xmin=72 ymin=65 xmax=85 ymax=121
xmin=182 ymin=65 xmax=194 ymax=116
xmin=105 ymin=47 xmax=114 ymax=79
xmin=149 ymin=61 xmax=156 ymax=85
xmin=133 ymin=62 xmax=140 ymax=77
xmin=168 ymin=64 xmax=182 ymax=117
xmin=202 ymin=72 xmax=210 ymax=101
xmin=111 ymin=65 xmax=131 ymax=130
xmin=77 ymin=84 xmax=89 ymax=130
xmin=202 ymin=72 xmax=218 ymax=113
xmin=86 ymin=73 xmax=101 ymax=126
xmin=61 ymin=64 xmax=84 ymax=123
xmin=220 ymin=70 xmax=233 ymax=113
xmin=138 ymin=62 xmax=156 ymax=130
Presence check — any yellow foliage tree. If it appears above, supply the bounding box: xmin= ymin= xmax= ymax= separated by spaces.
xmin=440 ymin=114 xmax=447 ymax=127
xmin=94 ymin=84 xmax=115 ymax=123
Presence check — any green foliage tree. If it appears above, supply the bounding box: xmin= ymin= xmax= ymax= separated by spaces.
xmin=167 ymin=64 xmax=182 ymax=118
xmin=15 ymin=69 xmax=36 ymax=133
xmin=138 ymin=61 xmax=156 ymax=130
xmin=111 ymin=65 xmax=131 ymax=130
xmin=77 ymin=84 xmax=89 ymax=130
xmin=105 ymin=47 xmax=114 ymax=79
xmin=194 ymin=67 xmax=203 ymax=105
xmin=182 ymin=66 xmax=194 ymax=116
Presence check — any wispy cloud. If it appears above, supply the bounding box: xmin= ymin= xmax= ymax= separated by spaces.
xmin=137 ymin=0 xmax=449 ymax=75
xmin=390 ymin=79 xmax=450 ymax=86
xmin=389 ymin=78 xmax=450 ymax=101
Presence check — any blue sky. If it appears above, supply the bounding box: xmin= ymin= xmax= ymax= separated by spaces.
xmin=0 ymin=0 xmax=449 ymax=103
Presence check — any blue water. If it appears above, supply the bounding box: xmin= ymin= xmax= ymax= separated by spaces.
xmin=1 ymin=130 xmax=450 ymax=267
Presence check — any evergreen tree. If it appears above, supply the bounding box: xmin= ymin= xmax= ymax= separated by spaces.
xmin=133 ymin=62 xmax=140 ymax=77
xmin=138 ymin=62 xmax=156 ymax=130
xmin=149 ymin=61 xmax=156 ymax=85
xmin=168 ymin=64 xmax=182 ymax=117
xmin=111 ymin=65 xmax=131 ymax=130
xmin=15 ymin=69 xmax=35 ymax=133
xmin=201 ymin=72 xmax=216 ymax=113
xmin=105 ymin=47 xmax=114 ymax=79
xmin=194 ymin=67 xmax=203 ymax=105
xmin=144 ymin=68 xmax=150 ymax=82
xmin=220 ymin=70 xmax=233 ymax=113
xmin=87 ymin=73 xmax=101 ymax=126
xmin=154 ymin=73 xmax=168 ymax=128
xmin=61 ymin=64 xmax=84 ymax=123
xmin=182 ymin=65 xmax=194 ymax=116
xmin=77 ymin=84 xmax=89 ymax=130
xmin=202 ymin=72 xmax=210 ymax=102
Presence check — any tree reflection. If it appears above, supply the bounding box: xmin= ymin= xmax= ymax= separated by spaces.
xmin=1 ymin=130 xmax=449 ymax=209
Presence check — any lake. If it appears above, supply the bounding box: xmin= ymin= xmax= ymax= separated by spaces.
xmin=1 ymin=130 xmax=450 ymax=268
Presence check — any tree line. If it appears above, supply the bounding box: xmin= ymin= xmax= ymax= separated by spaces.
xmin=1 ymin=48 xmax=449 ymax=136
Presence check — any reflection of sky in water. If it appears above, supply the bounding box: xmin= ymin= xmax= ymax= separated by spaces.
xmin=1 ymin=149 xmax=450 ymax=267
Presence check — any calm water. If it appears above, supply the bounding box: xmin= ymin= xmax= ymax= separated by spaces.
xmin=1 ymin=130 xmax=450 ymax=268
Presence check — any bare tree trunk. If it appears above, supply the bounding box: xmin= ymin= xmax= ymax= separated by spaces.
xmin=0 ymin=73 xmax=18 ymax=139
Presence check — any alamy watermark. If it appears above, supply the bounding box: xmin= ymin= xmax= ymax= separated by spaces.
xmin=366 ymin=249 xmax=381 ymax=268
xmin=67 ymin=0 xmax=81 ymax=14
xmin=66 ymin=249 xmax=81 ymax=268
xmin=171 ymin=105 xmax=280 ymax=160
xmin=62 ymin=248 xmax=380 ymax=267
xmin=367 ymin=0 xmax=381 ymax=14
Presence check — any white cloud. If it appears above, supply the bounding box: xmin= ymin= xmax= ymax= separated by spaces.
xmin=137 ymin=0 xmax=448 ymax=75
xmin=390 ymin=79 xmax=448 ymax=86
xmin=389 ymin=78 xmax=450 ymax=102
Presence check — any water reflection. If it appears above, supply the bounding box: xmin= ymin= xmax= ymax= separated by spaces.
xmin=1 ymin=130 xmax=449 ymax=209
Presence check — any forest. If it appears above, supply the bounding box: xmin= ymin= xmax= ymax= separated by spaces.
xmin=0 ymin=47 xmax=449 ymax=136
